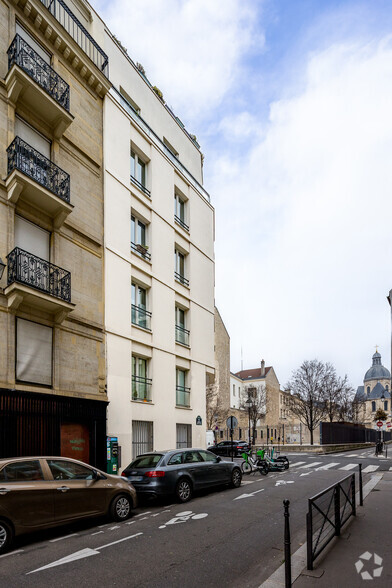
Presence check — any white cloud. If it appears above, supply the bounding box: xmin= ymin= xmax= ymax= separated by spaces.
xmin=92 ymin=0 xmax=263 ymax=122
xmin=211 ymin=37 xmax=392 ymax=385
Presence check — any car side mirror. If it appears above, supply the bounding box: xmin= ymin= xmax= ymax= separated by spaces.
xmin=92 ymin=469 xmax=105 ymax=481
xmin=216 ymin=456 xmax=221 ymax=463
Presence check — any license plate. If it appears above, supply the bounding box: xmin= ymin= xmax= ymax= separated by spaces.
xmin=128 ymin=476 xmax=143 ymax=482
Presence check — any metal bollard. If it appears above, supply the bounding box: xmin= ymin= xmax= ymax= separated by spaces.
xmin=283 ymin=499 xmax=291 ymax=587
xmin=359 ymin=463 xmax=363 ymax=506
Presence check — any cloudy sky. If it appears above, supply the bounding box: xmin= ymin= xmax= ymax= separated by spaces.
xmin=90 ymin=0 xmax=392 ymax=389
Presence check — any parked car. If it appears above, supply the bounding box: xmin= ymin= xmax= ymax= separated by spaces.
xmin=208 ymin=440 xmax=250 ymax=457
xmin=121 ymin=448 xmax=242 ymax=502
xmin=0 ymin=456 xmax=137 ymax=555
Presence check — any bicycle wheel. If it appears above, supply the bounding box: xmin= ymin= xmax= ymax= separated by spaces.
xmin=241 ymin=461 xmax=252 ymax=475
xmin=258 ymin=463 xmax=268 ymax=476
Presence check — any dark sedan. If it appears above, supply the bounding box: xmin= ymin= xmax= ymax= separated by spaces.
xmin=208 ymin=440 xmax=250 ymax=457
xmin=121 ymin=448 xmax=242 ymax=502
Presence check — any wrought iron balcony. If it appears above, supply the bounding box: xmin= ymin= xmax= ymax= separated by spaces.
xmin=8 ymin=35 xmax=70 ymax=111
xmin=7 ymin=247 xmax=71 ymax=303
xmin=131 ymin=305 xmax=152 ymax=330
xmin=39 ymin=0 xmax=109 ymax=76
xmin=131 ymin=175 xmax=151 ymax=197
xmin=176 ymin=386 xmax=191 ymax=407
xmin=131 ymin=241 xmax=151 ymax=261
xmin=175 ymin=271 xmax=189 ymax=287
xmin=7 ymin=137 xmax=70 ymax=203
xmin=175 ymin=324 xmax=190 ymax=346
xmin=174 ymin=215 xmax=189 ymax=232
xmin=132 ymin=375 xmax=152 ymax=402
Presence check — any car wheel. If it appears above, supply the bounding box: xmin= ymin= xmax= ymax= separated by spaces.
xmin=230 ymin=467 xmax=242 ymax=488
xmin=0 ymin=520 xmax=13 ymax=556
xmin=110 ymin=494 xmax=131 ymax=521
xmin=175 ymin=478 xmax=192 ymax=503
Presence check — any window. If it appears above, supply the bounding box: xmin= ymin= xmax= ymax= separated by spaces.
xmin=233 ymin=384 xmax=235 ymax=397
xmin=174 ymin=193 xmax=189 ymax=231
xmin=175 ymin=306 xmax=189 ymax=346
xmin=132 ymin=356 xmax=152 ymax=402
xmin=384 ymin=401 xmax=388 ymax=411
xmin=132 ymin=421 xmax=153 ymax=459
xmin=175 ymin=248 xmax=189 ymax=286
xmin=176 ymin=368 xmax=190 ymax=407
xmin=386 ymin=385 xmax=389 ymax=392
xmin=16 ymin=22 xmax=51 ymax=64
xmin=168 ymin=453 xmax=183 ymax=465
xmin=131 ymin=215 xmax=150 ymax=260
xmin=130 ymin=150 xmax=149 ymax=195
xmin=220 ymin=430 xmax=223 ymax=439
xmin=15 ymin=116 xmax=51 ymax=158
xmin=15 ymin=215 xmax=50 ymax=261
xmin=372 ymin=401 xmax=376 ymax=412
xmin=239 ymin=428 xmax=242 ymax=439
xmin=47 ymin=460 xmax=93 ymax=480
xmin=367 ymin=386 xmax=370 ymax=395
xmin=260 ymin=430 xmax=263 ymax=439
xmin=132 ymin=283 xmax=151 ymax=330
xmin=2 ymin=460 xmax=43 ymax=481
xmin=199 ymin=450 xmax=218 ymax=463
xmin=176 ymin=424 xmax=192 ymax=448
xmin=163 ymin=137 xmax=179 ymax=158
xmin=16 ymin=319 xmax=52 ymax=385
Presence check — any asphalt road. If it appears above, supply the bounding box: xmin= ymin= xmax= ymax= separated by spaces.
xmin=0 ymin=446 xmax=389 ymax=588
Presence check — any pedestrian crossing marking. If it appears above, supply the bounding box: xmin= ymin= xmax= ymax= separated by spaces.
xmin=290 ymin=461 xmax=306 ymax=467
xmin=298 ymin=462 xmax=322 ymax=469
xmin=339 ymin=463 xmax=357 ymax=470
xmin=314 ymin=462 xmax=340 ymax=471
xmin=362 ymin=465 xmax=380 ymax=473
xmin=241 ymin=480 xmax=255 ymax=485
xmin=345 ymin=454 xmax=361 ymax=458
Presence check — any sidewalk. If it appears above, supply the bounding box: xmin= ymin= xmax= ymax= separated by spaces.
xmin=293 ymin=471 xmax=392 ymax=587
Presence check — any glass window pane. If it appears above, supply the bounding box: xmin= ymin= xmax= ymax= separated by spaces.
xmin=138 ymin=221 xmax=146 ymax=246
xmin=138 ymin=287 xmax=146 ymax=309
xmin=130 ymin=152 xmax=135 ymax=178
xmin=3 ymin=460 xmax=43 ymax=482
xmin=131 ymin=216 xmax=135 ymax=244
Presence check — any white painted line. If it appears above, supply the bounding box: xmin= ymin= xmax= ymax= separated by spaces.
xmin=298 ymin=462 xmax=322 ymax=469
xmin=125 ymin=521 xmax=135 ymax=525
xmin=300 ymin=472 xmax=312 ymax=476
xmin=91 ymin=531 xmax=104 ymax=536
xmin=290 ymin=461 xmax=306 ymax=467
xmin=345 ymin=454 xmax=361 ymax=458
xmin=134 ymin=512 xmax=151 ymax=517
xmin=241 ymin=480 xmax=255 ymax=485
xmin=234 ymin=489 xmax=264 ymax=500
xmin=362 ymin=465 xmax=380 ymax=473
xmin=275 ymin=481 xmax=294 ymax=486
xmin=138 ymin=517 xmax=149 ymax=521
xmin=108 ymin=526 xmax=120 ymax=531
xmin=0 ymin=549 xmax=24 ymax=559
xmin=315 ymin=462 xmax=340 ymax=471
xmin=97 ymin=532 xmax=143 ymax=550
xmin=339 ymin=463 xmax=357 ymax=471
xmin=49 ymin=533 xmax=79 ymax=543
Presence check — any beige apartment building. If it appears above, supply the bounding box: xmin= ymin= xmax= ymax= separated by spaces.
xmin=86 ymin=10 xmax=216 ymax=466
xmin=0 ymin=0 xmax=110 ymax=468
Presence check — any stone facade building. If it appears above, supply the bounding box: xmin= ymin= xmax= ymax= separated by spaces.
xmin=0 ymin=0 xmax=110 ymax=468
xmin=354 ymin=350 xmax=391 ymax=428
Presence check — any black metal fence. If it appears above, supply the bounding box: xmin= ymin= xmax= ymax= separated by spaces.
xmin=320 ymin=421 xmax=392 ymax=444
xmin=8 ymin=34 xmax=70 ymax=110
xmin=7 ymin=247 xmax=71 ymax=303
xmin=307 ymin=473 xmax=356 ymax=569
xmin=7 ymin=136 xmax=70 ymax=203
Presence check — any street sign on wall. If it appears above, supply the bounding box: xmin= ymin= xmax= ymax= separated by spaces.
xmin=377 ymin=421 xmax=383 ymax=428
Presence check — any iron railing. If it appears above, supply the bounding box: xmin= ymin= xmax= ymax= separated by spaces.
xmin=307 ymin=473 xmax=356 ymax=570
xmin=175 ymin=324 xmax=190 ymax=346
xmin=7 ymin=136 xmax=70 ymax=203
xmin=132 ymin=375 xmax=152 ymax=402
xmin=175 ymin=271 xmax=189 ymax=287
xmin=39 ymin=0 xmax=108 ymax=76
xmin=8 ymin=34 xmax=70 ymax=111
xmin=174 ymin=215 xmax=189 ymax=232
xmin=131 ymin=304 xmax=152 ymax=330
xmin=7 ymin=247 xmax=71 ymax=303
xmin=130 ymin=175 xmax=151 ymax=197
xmin=131 ymin=241 xmax=151 ymax=261
xmin=176 ymin=386 xmax=191 ymax=407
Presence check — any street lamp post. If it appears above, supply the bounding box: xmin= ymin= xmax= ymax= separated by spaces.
xmin=244 ymin=395 xmax=252 ymax=447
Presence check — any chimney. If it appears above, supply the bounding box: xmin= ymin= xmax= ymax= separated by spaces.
xmin=260 ymin=359 xmax=265 ymax=377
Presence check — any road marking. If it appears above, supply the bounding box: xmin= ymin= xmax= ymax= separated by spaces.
xmin=27 ymin=533 xmax=143 ymax=574
xmin=234 ymin=489 xmax=265 ymax=500
xmin=159 ymin=511 xmax=208 ymax=529
xmin=339 ymin=463 xmax=357 ymax=470
xmin=290 ymin=462 xmax=306 ymax=467
xmin=91 ymin=531 xmax=104 ymax=536
xmin=134 ymin=512 xmax=151 ymax=517
xmin=345 ymin=454 xmax=361 ymax=458
xmin=0 ymin=550 xmax=24 ymax=559
xmin=300 ymin=472 xmax=312 ymax=476
xmin=49 ymin=533 xmax=79 ymax=543
xmin=125 ymin=521 xmax=135 ymax=525
xmin=298 ymin=462 xmax=322 ymax=469
xmin=241 ymin=480 xmax=255 ymax=485
xmin=314 ymin=462 xmax=340 ymax=471
xmin=108 ymin=526 xmax=120 ymax=531
xmin=275 ymin=481 xmax=294 ymax=486
xmin=362 ymin=465 xmax=380 ymax=473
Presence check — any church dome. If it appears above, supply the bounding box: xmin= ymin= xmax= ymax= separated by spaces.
xmin=364 ymin=351 xmax=390 ymax=382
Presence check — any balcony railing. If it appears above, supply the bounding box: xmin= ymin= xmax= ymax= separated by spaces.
xmin=8 ymin=35 xmax=70 ymax=111
xmin=176 ymin=386 xmax=191 ymax=407
xmin=174 ymin=215 xmax=189 ymax=232
xmin=175 ymin=324 xmax=190 ymax=346
xmin=39 ymin=0 xmax=108 ymax=76
xmin=131 ymin=305 xmax=152 ymax=330
xmin=131 ymin=242 xmax=151 ymax=261
xmin=132 ymin=375 xmax=152 ymax=402
xmin=131 ymin=175 xmax=151 ymax=197
xmin=175 ymin=271 xmax=189 ymax=287
xmin=7 ymin=247 xmax=71 ymax=303
xmin=7 ymin=137 xmax=70 ymax=203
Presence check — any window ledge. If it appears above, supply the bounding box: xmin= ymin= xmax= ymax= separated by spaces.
xmin=175 ymin=405 xmax=192 ymax=410
xmin=131 ymin=399 xmax=153 ymax=404
xmin=131 ymin=322 xmax=152 ymax=333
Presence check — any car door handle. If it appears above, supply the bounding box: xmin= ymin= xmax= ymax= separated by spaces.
xmin=0 ymin=488 xmax=10 ymax=495
xmin=56 ymin=486 xmax=70 ymax=493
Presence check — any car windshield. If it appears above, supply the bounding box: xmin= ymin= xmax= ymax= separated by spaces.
xmin=130 ymin=454 xmax=163 ymax=468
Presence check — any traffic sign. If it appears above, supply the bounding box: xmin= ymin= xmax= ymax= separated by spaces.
xmin=387 ymin=422 xmax=391 ymax=428
xmin=377 ymin=421 xmax=383 ymax=428
xmin=226 ymin=415 xmax=238 ymax=429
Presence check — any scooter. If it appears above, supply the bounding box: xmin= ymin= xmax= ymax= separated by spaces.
xmin=270 ymin=447 xmax=290 ymax=469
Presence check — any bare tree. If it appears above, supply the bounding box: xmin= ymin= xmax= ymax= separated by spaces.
xmin=286 ymin=360 xmax=330 ymax=445
xmin=323 ymin=369 xmax=354 ymax=422
xmin=206 ymin=382 xmax=228 ymax=441
xmin=239 ymin=384 xmax=266 ymax=444
xmin=351 ymin=398 xmax=366 ymax=424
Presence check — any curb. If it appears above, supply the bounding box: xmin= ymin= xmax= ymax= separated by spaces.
xmin=259 ymin=473 xmax=384 ymax=588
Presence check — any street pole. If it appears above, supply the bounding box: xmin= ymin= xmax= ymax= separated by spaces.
xmin=283 ymin=500 xmax=291 ymax=587
xmin=248 ymin=403 xmax=251 ymax=448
